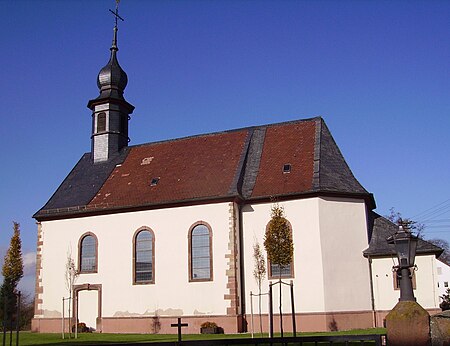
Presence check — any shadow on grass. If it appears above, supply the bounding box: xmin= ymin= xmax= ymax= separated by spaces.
xmin=1 ymin=329 xmax=386 ymax=346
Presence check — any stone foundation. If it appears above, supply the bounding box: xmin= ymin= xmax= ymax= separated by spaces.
xmin=32 ymin=310 xmax=375 ymax=334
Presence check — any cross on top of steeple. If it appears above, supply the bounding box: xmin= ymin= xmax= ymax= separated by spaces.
xmin=109 ymin=0 xmax=124 ymax=51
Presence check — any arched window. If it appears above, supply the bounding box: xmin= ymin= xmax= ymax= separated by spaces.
xmin=133 ymin=229 xmax=155 ymax=284
xmin=189 ymin=222 xmax=213 ymax=282
xmin=267 ymin=220 xmax=294 ymax=279
xmin=97 ymin=112 xmax=106 ymax=133
xmin=79 ymin=233 xmax=98 ymax=273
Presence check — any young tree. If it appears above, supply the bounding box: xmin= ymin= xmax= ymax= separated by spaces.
xmin=264 ymin=204 xmax=293 ymax=336
xmin=65 ymin=252 xmax=78 ymax=296
xmin=253 ymin=239 xmax=266 ymax=335
xmin=0 ymin=222 xmax=24 ymax=327
xmin=264 ymin=205 xmax=294 ymax=276
xmin=65 ymin=251 xmax=79 ymax=337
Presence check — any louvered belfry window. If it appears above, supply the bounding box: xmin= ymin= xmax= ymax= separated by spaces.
xmin=97 ymin=112 xmax=106 ymax=132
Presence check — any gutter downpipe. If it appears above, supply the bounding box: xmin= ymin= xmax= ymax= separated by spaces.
xmin=368 ymin=255 xmax=377 ymax=328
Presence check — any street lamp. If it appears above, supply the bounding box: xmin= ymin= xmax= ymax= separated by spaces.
xmin=387 ymin=225 xmax=418 ymax=301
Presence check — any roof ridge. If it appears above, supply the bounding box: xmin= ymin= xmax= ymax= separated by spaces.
xmin=364 ymin=211 xmax=444 ymax=257
xmin=128 ymin=116 xmax=322 ymax=149
xmin=316 ymin=120 xmax=372 ymax=197
xmin=240 ymin=127 xmax=267 ymax=199
xmin=312 ymin=118 xmax=322 ymax=190
xmin=228 ymin=128 xmax=253 ymax=197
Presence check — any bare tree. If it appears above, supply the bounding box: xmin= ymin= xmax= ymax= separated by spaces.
xmin=386 ymin=207 xmax=449 ymax=264
xmin=428 ymin=238 xmax=450 ymax=265
xmin=385 ymin=207 xmax=425 ymax=236
xmin=65 ymin=251 xmax=79 ymax=337
xmin=253 ymin=239 xmax=266 ymax=335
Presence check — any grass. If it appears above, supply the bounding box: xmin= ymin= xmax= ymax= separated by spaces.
xmin=0 ymin=328 xmax=386 ymax=345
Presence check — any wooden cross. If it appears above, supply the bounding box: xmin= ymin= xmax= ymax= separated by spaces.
xmin=171 ymin=317 xmax=188 ymax=343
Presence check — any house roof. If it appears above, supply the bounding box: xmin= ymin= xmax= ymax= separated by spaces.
xmin=34 ymin=117 xmax=374 ymax=220
xmin=364 ymin=211 xmax=443 ymax=257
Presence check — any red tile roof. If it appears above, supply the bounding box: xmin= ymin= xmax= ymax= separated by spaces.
xmin=35 ymin=117 xmax=374 ymax=220
xmin=250 ymin=121 xmax=315 ymax=198
xmin=88 ymin=130 xmax=249 ymax=209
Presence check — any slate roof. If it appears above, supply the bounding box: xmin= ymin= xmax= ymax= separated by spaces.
xmin=34 ymin=117 xmax=375 ymax=220
xmin=364 ymin=211 xmax=443 ymax=257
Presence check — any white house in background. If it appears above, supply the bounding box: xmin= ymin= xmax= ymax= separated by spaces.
xmin=436 ymin=259 xmax=450 ymax=300
xmin=31 ymin=15 xmax=443 ymax=334
xmin=363 ymin=214 xmax=443 ymax=327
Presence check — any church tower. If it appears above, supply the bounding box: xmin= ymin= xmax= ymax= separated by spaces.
xmin=87 ymin=3 xmax=134 ymax=163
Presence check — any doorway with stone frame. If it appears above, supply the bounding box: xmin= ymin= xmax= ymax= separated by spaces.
xmin=73 ymin=284 xmax=102 ymax=332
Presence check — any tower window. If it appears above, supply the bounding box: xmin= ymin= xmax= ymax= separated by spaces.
xmin=120 ymin=114 xmax=127 ymax=134
xmin=97 ymin=112 xmax=106 ymax=132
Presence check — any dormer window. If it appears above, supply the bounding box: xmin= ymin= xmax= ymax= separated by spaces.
xmin=150 ymin=177 xmax=160 ymax=186
xmin=283 ymin=164 xmax=291 ymax=173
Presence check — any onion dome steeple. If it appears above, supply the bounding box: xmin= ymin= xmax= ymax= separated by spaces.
xmin=87 ymin=0 xmax=135 ymax=163
xmin=96 ymin=13 xmax=128 ymax=100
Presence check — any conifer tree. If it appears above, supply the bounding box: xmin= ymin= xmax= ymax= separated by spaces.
xmin=264 ymin=205 xmax=293 ymax=337
xmin=1 ymin=222 xmax=24 ymax=325
xmin=264 ymin=205 xmax=293 ymax=273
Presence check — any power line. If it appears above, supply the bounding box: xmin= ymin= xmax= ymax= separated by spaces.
xmin=420 ymin=208 xmax=450 ymax=223
xmin=412 ymin=198 xmax=450 ymax=219
xmin=423 ymin=219 xmax=450 ymax=223
xmin=416 ymin=205 xmax=450 ymax=223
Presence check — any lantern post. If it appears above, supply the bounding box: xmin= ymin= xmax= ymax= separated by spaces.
xmin=385 ymin=224 xmax=430 ymax=346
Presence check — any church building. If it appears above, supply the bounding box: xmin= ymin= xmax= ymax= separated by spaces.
xmin=32 ymin=10 xmax=443 ymax=334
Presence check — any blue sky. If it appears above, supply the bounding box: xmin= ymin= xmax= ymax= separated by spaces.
xmin=1 ymin=0 xmax=449 ymax=295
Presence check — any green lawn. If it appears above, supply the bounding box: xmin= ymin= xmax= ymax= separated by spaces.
xmin=0 ymin=328 xmax=386 ymax=345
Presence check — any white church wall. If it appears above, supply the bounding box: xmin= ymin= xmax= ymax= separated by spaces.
xmin=39 ymin=202 xmax=235 ymax=321
xmin=318 ymin=197 xmax=372 ymax=312
xmin=242 ymin=196 xmax=372 ymax=316
xmin=371 ymin=255 xmax=440 ymax=311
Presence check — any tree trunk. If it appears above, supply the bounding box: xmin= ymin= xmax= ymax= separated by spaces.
xmin=279 ymin=265 xmax=283 ymax=338
xmin=258 ymin=283 xmax=263 ymax=335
